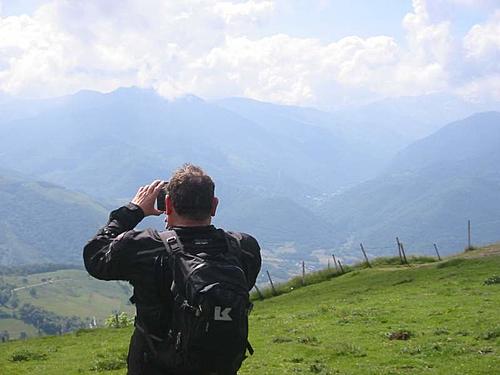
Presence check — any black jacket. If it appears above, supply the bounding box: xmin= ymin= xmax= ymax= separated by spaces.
xmin=83 ymin=203 xmax=261 ymax=374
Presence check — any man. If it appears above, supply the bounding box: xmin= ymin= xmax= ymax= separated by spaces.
xmin=84 ymin=164 xmax=261 ymax=374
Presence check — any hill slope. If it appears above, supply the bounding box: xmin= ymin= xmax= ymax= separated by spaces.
xmin=319 ymin=111 xmax=500 ymax=257
xmin=0 ymin=247 xmax=498 ymax=374
xmin=0 ymin=170 xmax=108 ymax=265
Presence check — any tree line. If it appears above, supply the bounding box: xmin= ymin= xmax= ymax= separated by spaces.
xmin=16 ymin=303 xmax=86 ymax=335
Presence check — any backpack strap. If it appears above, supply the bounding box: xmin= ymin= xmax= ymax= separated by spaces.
xmin=225 ymin=231 xmax=242 ymax=255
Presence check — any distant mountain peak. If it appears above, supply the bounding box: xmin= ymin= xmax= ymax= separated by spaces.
xmin=108 ymin=86 xmax=161 ymax=98
xmin=174 ymin=94 xmax=205 ymax=104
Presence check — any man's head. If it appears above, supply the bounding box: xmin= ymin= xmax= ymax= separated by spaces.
xmin=165 ymin=164 xmax=218 ymax=225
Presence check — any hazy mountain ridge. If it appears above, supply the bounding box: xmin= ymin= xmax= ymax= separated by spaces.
xmin=320 ymin=111 xmax=500 ymax=257
xmin=0 ymin=87 xmax=408 ymax=263
xmin=1 ymin=87 xmax=499 ymax=268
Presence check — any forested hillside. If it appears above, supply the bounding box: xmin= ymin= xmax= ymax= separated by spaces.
xmin=0 ymin=169 xmax=108 ymax=265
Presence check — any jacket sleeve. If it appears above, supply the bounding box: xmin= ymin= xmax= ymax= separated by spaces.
xmin=235 ymin=233 xmax=262 ymax=290
xmin=83 ymin=203 xmax=144 ymax=281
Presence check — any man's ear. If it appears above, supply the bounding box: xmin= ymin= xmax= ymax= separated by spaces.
xmin=211 ymin=197 xmax=219 ymax=217
xmin=166 ymin=195 xmax=173 ymax=215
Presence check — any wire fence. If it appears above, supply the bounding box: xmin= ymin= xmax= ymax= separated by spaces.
xmin=259 ymin=217 xmax=500 ymax=285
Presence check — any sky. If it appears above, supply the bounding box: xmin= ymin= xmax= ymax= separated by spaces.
xmin=0 ymin=0 xmax=499 ymax=109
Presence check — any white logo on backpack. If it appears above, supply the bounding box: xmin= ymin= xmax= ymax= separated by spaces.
xmin=214 ymin=306 xmax=232 ymax=321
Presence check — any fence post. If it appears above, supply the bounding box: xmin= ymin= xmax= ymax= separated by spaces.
xmin=433 ymin=243 xmax=442 ymax=261
xmin=400 ymin=242 xmax=409 ymax=265
xmin=332 ymin=254 xmax=339 ymax=272
xmin=254 ymin=284 xmax=264 ymax=300
xmin=467 ymin=220 xmax=471 ymax=249
xmin=337 ymin=260 xmax=345 ymax=274
xmin=302 ymin=261 xmax=305 ymax=286
xmin=396 ymin=237 xmax=404 ymax=264
xmin=266 ymin=270 xmax=277 ymax=296
xmin=328 ymin=259 xmax=330 ymax=270
xmin=360 ymin=243 xmax=371 ymax=268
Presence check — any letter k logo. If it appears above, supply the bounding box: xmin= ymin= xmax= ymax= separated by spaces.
xmin=214 ymin=306 xmax=232 ymax=321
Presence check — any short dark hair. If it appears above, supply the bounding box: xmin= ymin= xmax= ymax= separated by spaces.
xmin=168 ymin=164 xmax=215 ymax=221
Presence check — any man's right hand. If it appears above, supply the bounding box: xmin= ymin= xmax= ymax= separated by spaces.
xmin=131 ymin=180 xmax=166 ymax=217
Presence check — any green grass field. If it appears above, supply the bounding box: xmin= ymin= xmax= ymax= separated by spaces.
xmin=1 ymin=269 xmax=134 ymax=339
xmin=0 ymin=247 xmax=499 ymax=374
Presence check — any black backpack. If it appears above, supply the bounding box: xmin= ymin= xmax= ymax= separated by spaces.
xmin=150 ymin=229 xmax=253 ymax=374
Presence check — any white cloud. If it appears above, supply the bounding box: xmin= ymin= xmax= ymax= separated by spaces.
xmin=464 ymin=10 xmax=500 ymax=62
xmin=0 ymin=0 xmax=498 ymax=106
xmin=213 ymin=0 xmax=274 ymax=25
xmin=459 ymin=10 xmax=500 ymax=102
xmin=456 ymin=74 xmax=500 ymax=103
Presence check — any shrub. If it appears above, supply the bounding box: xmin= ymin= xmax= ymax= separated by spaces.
xmin=272 ymin=336 xmax=293 ymax=343
xmin=10 ymin=349 xmax=47 ymax=362
xmin=484 ymin=275 xmax=500 ymax=285
xmin=90 ymin=351 xmax=127 ymax=372
xmin=481 ymin=327 xmax=500 ymax=340
xmin=105 ymin=312 xmax=134 ymax=328
xmin=330 ymin=342 xmax=366 ymax=357
xmin=387 ymin=330 xmax=412 ymax=340
xmin=297 ymin=335 xmax=320 ymax=345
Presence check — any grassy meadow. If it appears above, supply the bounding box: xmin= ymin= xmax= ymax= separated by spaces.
xmin=0 ymin=269 xmax=134 ymax=338
xmin=0 ymin=246 xmax=499 ymax=374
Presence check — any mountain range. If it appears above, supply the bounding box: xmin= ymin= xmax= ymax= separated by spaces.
xmin=0 ymin=87 xmax=499 ymax=276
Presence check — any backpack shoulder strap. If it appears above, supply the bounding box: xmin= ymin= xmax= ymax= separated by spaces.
xmin=158 ymin=229 xmax=183 ymax=254
xmin=225 ymin=231 xmax=242 ymax=253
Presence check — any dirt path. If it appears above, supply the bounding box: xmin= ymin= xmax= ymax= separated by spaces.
xmin=11 ymin=278 xmax=73 ymax=293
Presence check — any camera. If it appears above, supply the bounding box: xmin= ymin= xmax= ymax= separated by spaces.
xmin=156 ymin=181 xmax=169 ymax=211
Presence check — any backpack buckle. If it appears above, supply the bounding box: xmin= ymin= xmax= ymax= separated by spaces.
xmin=167 ymin=236 xmax=181 ymax=252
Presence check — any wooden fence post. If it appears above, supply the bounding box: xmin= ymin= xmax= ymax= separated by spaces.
xmin=266 ymin=270 xmax=277 ymax=296
xmin=468 ymin=220 xmax=471 ymax=249
xmin=360 ymin=243 xmax=371 ymax=268
xmin=396 ymin=237 xmax=404 ymax=264
xmin=332 ymin=254 xmax=339 ymax=272
xmin=302 ymin=261 xmax=305 ymax=286
xmin=254 ymin=284 xmax=264 ymax=300
xmin=337 ymin=260 xmax=345 ymax=274
xmin=400 ymin=242 xmax=409 ymax=265
xmin=433 ymin=243 xmax=442 ymax=261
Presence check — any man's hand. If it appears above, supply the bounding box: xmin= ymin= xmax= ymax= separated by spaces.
xmin=131 ymin=180 xmax=166 ymax=217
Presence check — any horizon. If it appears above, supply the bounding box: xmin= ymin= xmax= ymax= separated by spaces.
xmin=2 ymin=85 xmax=500 ymax=115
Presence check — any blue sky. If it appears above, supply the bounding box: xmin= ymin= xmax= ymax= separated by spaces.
xmin=258 ymin=1 xmax=413 ymax=42
xmin=1 ymin=0 xmax=492 ymax=41
xmin=0 ymin=0 xmax=499 ymax=108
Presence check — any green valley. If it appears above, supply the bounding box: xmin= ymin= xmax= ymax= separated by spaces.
xmin=0 ymin=269 xmax=134 ymax=339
